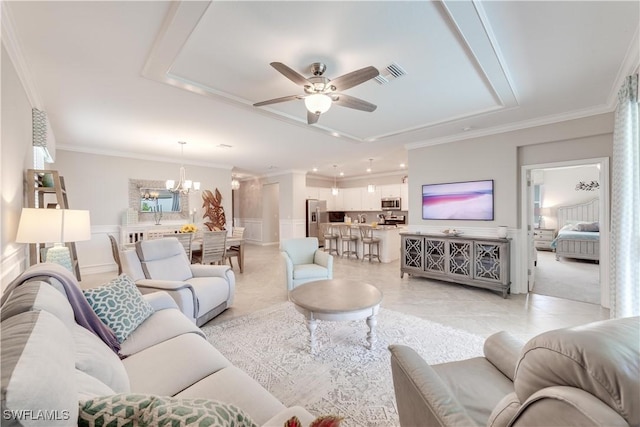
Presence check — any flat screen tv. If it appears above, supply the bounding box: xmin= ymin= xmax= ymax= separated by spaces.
xmin=422 ymin=179 xmax=494 ymax=220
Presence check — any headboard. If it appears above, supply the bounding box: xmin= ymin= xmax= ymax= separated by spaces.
xmin=556 ymin=198 xmax=599 ymax=230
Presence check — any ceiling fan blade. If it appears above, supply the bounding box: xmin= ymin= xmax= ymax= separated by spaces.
xmin=270 ymin=62 xmax=310 ymax=87
xmin=253 ymin=94 xmax=301 ymax=107
xmin=329 ymin=66 xmax=379 ymax=91
xmin=307 ymin=110 xmax=320 ymax=124
xmin=332 ymin=94 xmax=377 ymax=112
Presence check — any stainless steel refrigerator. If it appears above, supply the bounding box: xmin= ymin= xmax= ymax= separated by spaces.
xmin=306 ymin=199 xmax=328 ymax=246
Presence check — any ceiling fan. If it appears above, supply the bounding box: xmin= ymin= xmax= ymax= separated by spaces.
xmin=253 ymin=62 xmax=380 ymax=124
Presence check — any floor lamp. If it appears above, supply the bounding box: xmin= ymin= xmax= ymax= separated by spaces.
xmin=16 ymin=208 xmax=91 ymax=274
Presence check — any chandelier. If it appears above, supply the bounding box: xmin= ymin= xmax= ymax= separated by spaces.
xmin=231 ymin=176 xmax=240 ymax=190
xmin=166 ymin=141 xmax=200 ymax=194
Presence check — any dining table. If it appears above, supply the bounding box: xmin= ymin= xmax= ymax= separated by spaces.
xmin=191 ymin=236 xmax=245 ymax=273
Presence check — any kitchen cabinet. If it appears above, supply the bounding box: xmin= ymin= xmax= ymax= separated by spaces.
xmin=379 ymin=184 xmax=401 ymax=198
xmin=400 ymin=183 xmax=409 ymax=210
xmin=342 ymin=188 xmax=362 ymax=211
xmin=401 ymin=233 xmax=511 ymax=297
xmin=361 ymin=187 xmax=381 ymax=211
xmin=329 ymin=190 xmax=343 ymax=211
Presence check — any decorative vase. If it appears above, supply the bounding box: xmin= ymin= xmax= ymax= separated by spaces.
xmin=497 ymin=226 xmax=508 ymax=238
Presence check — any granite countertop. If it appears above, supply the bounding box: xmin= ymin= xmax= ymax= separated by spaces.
xmin=329 ymin=222 xmax=405 ymax=231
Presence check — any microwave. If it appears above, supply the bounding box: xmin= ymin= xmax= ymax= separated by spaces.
xmin=381 ymin=197 xmax=401 ymax=211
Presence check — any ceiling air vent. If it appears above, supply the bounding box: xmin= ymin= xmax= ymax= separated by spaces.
xmin=374 ymin=62 xmax=407 ymax=85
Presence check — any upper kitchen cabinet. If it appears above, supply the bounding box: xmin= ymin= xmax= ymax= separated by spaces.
xmin=379 ymin=184 xmax=402 ymax=199
xmin=400 ymin=183 xmax=409 ymax=210
xmin=328 ymin=189 xmax=343 ymax=211
xmin=306 ymin=187 xmax=320 ymax=200
xmin=362 ymin=186 xmax=381 ymax=211
xmin=342 ymin=188 xmax=362 ymax=211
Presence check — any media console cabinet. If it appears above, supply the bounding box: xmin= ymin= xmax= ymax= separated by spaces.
xmin=401 ymin=233 xmax=511 ymax=298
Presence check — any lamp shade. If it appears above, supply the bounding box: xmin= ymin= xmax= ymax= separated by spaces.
xmin=304 ymin=94 xmax=332 ymax=114
xmin=16 ymin=208 xmax=91 ymax=243
xmin=539 ymin=207 xmax=552 ymax=217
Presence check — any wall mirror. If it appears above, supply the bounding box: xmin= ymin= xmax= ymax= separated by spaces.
xmin=129 ymin=179 xmax=189 ymax=221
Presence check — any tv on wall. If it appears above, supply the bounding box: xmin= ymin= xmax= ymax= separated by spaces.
xmin=422 ymin=179 xmax=494 ymax=220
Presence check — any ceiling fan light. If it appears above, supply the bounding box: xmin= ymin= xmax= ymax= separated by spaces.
xmin=304 ymin=94 xmax=332 ymax=114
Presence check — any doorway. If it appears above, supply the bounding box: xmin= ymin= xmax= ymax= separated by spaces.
xmin=520 ymin=157 xmax=610 ymax=307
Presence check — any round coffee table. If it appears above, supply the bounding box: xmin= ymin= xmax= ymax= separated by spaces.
xmin=289 ymin=279 xmax=383 ymax=353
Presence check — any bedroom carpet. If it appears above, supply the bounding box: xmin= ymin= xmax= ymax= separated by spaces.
xmin=202 ymin=301 xmax=485 ymax=426
xmin=532 ymin=250 xmax=600 ymax=304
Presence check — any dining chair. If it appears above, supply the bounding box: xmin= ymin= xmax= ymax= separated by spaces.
xmin=200 ymin=230 xmax=227 ymax=265
xmin=225 ymin=227 xmax=245 ymax=271
xmin=171 ymin=232 xmax=194 ymax=262
xmin=108 ymin=234 xmax=123 ymax=274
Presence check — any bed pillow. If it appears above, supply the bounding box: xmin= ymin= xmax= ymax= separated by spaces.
xmin=573 ymin=221 xmax=599 ymax=232
xmin=83 ymin=275 xmax=154 ymax=343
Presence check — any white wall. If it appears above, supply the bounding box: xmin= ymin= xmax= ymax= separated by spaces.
xmin=52 ymin=149 xmax=232 ymax=274
xmin=261 ymin=183 xmax=279 ymax=244
xmin=407 ymin=113 xmax=614 ymax=294
xmin=1 ymin=45 xmax=36 ymax=288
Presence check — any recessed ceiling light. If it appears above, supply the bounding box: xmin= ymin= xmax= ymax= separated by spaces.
xmin=339 ymin=172 xmax=344 ymax=177
xmin=400 ymin=163 xmax=406 ymax=168
xmin=331 ymin=132 xmax=340 ymax=137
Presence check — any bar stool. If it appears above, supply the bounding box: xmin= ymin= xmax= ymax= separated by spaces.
xmin=360 ymin=225 xmax=381 ymax=263
xmin=320 ymin=223 xmax=339 ymax=256
xmin=339 ymin=225 xmax=359 ymax=259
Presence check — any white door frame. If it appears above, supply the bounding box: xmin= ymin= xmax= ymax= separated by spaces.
xmin=520 ymin=157 xmax=610 ymax=308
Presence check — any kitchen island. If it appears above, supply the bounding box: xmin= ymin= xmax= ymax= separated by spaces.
xmin=325 ymin=223 xmax=404 ymax=263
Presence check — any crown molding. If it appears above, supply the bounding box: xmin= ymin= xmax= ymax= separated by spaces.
xmin=1 ymin=2 xmax=42 ymax=108
xmin=606 ymin=24 xmax=640 ymax=108
xmin=55 ymin=144 xmax=232 ymax=170
xmin=405 ymin=104 xmax=613 ymax=150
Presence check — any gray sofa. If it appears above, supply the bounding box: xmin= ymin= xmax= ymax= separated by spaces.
xmin=1 ymin=264 xmax=314 ymax=426
xmin=389 ymin=317 xmax=639 ymax=427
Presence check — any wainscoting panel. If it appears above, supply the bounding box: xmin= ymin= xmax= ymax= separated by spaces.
xmin=279 ymin=219 xmax=306 ymax=241
xmin=1 ymin=246 xmax=28 ymax=291
xmin=235 ymin=218 xmax=263 ymax=244
xmin=78 ymin=225 xmax=122 ymax=276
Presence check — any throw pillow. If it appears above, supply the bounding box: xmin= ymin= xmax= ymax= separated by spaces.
xmin=78 ymin=394 xmax=258 ymax=427
xmin=83 ymin=275 xmax=154 ymax=343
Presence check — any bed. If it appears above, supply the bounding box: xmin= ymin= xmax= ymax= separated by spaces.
xmin=551 ymin=198 xmax=600 ymax=262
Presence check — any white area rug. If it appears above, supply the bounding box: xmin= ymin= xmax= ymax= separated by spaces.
xmin=202 ymin=302 xmax=484 ymax=426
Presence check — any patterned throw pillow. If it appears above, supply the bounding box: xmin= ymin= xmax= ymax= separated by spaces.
xmin=78 ymin=394 xmax=258 ymax=427
xmin=83 ymin=275 xmax=154 ymax=343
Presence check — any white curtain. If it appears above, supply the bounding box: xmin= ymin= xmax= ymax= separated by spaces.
xmin=610 ymin=74 xmax=639 ymax=318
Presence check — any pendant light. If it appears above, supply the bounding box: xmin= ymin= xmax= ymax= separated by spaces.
xmin=367 ymin=159 xmax=376 ymax=193
xmin=166 ymin=141 xmax=200 ymax=194
xmin=331 ymin=165 xmax=339 ymax=196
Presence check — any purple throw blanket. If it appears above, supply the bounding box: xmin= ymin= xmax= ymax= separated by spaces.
xmin=1 ymin=263 xmax=121 ymax=355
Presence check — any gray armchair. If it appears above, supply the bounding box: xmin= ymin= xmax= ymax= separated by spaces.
xmin=389 ymin=316 xmax=639 ymax=427
xmin=120 ymin=237 xmax=235 ymax=326
xmin=280 ymin=237 xmax=333 ymax=292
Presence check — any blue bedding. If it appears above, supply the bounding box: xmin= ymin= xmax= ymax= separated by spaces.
xmin=551 ymin=230 xmax=600 ymax=249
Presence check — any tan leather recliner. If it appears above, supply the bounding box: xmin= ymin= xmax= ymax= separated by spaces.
xmin=389 ymin=316 xmax=639 ymax=427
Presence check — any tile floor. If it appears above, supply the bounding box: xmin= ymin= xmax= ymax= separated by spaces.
xmin=82 ymin=243 xmax=609 ymax=342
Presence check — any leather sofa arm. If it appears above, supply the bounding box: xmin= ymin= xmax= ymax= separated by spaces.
xmin=389 ymin=345 xmax=479 ymax=427
xmin=483 ymin=331 xmax=524 ymax=382
xmin=190 ymin=264 xmax=232 ymax=278
xmin=511 ymin=386 xmax=629 ymax=427
xmin=135 ymin=279 xmax=198 ymax=321
xmin=142 ymin=291 xmax=179 ymax=311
